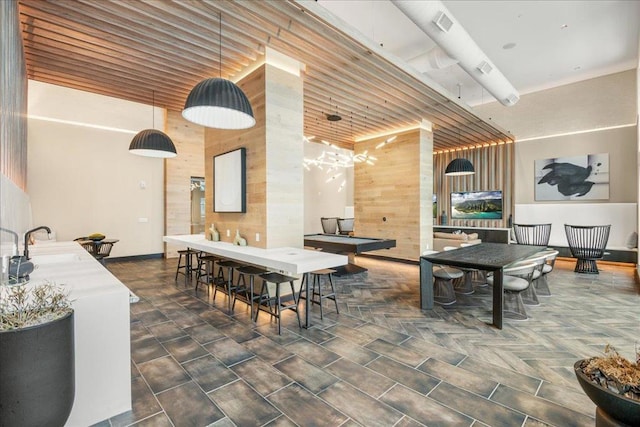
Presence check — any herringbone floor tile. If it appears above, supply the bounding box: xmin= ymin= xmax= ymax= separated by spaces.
xmin=101 ymin=256 xmax=638 ymax=426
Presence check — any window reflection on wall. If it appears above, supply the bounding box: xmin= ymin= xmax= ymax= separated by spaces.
xmin=190 ymin=177 xmax=205 ymax=234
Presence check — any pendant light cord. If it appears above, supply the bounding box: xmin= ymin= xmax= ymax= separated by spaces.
xmin=152 ymin=90 xmax=155 ymax=128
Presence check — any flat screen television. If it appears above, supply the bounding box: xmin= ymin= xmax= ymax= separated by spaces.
xmin=450 ymin=190 xmax=502 ymax=220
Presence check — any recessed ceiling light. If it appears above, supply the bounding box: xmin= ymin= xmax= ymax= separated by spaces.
xmin=560 ymin=24 xmax=569 ymax=29
xmin=502 ymin=42 xmax=516 ymax=50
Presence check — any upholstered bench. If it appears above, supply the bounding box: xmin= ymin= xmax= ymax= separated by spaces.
xmin=433 ymin=231 xmax=481 ymax=251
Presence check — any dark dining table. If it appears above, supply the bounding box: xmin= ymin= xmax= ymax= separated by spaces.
xmin=420 ymin=242 xmax=545 ymax=329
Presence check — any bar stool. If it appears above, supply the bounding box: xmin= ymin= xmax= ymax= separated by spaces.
xmin=175 ymin=249 xmax=198 ymax=285
xmin=214 ymin=260 xmax=245 ymax=310
xmin=194 ymin=251 xmax=209 ymax=281
xmin=233 ymin=265 xmax=269 ymax=320
xmin=195 ymin=254 xmax=219 ymax=294
xmin=255 ymin=272 xmax=301 ymax=335
xmin=303 ymin=269 xmax=338 ymax=320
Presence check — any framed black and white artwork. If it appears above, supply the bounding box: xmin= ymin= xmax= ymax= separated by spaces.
xmin=534 ymin=153 xmax=609 ymax=201
xmin=213 ymin=147 xmax=246 ymax=212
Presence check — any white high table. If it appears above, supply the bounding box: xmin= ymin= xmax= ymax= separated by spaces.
xmin=164 ymin=234 xmax=348 ymax=328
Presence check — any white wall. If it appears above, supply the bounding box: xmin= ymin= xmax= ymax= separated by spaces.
xmin=27 ymin=81 xmax=165 ymax=257
xmin=0 ymin=173 xmax=32 ymax=256
xmin=475 ymin=70 xmax=638 ymax=247
xmin=476 ymin=70 xmax=637 ymax=140
xmin=303 ymin=140 xmax=354 ymax=234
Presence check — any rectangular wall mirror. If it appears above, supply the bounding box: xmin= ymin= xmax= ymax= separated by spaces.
xmin=213 ymin=147 xmax=246 ymax=213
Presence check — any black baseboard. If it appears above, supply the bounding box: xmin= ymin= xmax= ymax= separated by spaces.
xmin=106 ymin=253 xmax=164 ymax=263
xmin=552 ymin=246 xmax=637 ymax=264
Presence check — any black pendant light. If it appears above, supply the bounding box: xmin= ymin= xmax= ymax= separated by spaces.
xmin=445 ymin=158 xmax=475 ymax=176
xmin=129 ymin=129 xmax=177 ymax=158
xmin=182 ymin=12 xmax=255 ymax=130
xmin=129 ymin=92 xmax=177 ymax=158
xmin=182 ymin=78 xmax=255 ymax=129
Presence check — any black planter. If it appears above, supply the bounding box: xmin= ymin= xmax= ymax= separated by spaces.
xmin=574 ymin=360 xmax=640 ymax=427
xmin=0 ymin=311 xmax=75 ymax=427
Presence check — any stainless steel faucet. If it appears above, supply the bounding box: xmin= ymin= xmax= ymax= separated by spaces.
xmin=23 ymin=226 xmax=52 ymax=260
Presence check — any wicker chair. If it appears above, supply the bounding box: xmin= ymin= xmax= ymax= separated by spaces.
xmin=513 ymin=223 xmax=552 ymax=247
xmin=94 ymin=241 xmax=115 ymax=265
xmin=564 ymin=224 xmax=611 ymax=274
xmin=487 ymin=262 xmax=537 ymax=320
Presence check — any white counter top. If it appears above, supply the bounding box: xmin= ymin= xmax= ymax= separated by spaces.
xmin=28 ymin=241 xmax=131 ymax=426
xmin=164 ymin=234 xmax=348 ymax=274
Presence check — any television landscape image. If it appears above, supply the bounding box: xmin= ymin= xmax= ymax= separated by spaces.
xmin=450 ymin=190 xmax=502 ymax=220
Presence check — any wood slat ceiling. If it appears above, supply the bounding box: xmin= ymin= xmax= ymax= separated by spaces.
xmin=18 ymin=0 xmax=514 ymax=151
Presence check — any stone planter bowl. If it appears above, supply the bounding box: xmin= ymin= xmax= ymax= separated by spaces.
xmin=574 ymin=360 xmax=640 ymax=426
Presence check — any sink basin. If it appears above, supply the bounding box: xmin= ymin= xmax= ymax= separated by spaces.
xmin=31 ymin=253 xmax=82 ymax=265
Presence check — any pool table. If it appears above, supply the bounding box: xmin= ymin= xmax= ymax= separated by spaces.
xmin=303 ymin=234 xmax=396 ymax=275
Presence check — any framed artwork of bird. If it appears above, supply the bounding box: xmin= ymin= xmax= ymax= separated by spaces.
xmin=535 ymin=153 xmax=609 ymax=201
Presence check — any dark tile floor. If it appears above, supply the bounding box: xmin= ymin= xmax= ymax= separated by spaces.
xmin=97 ymin=256 xmax=639 ymax=426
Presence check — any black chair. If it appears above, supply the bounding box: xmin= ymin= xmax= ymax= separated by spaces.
xmin=337 ymin=218 xmax=354 ymax=235
xmin=564 ymin=224 xmax=611 ymax=274
xmin=513 ymin=223 xmax=552 ymax=246
xmin=94 ymin=241 xmax=115 ymax=265
xmin=320 ymin=217 xmax=338 ymax=234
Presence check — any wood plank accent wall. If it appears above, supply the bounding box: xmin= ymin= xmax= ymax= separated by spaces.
xmin=434 ymin=143 xmax=515 ymax=228
xmin=354 ymin=128 xmax=433 ymax=261
xmin=1 ymin=0 xmax=27 ymax=189
xmin=165 ymin=109 xmax=205 ymax=258
xmin=205 ymin=66 xmax=268 ymax=248
xmin=204 ymin=64 xmax=304 ymax=249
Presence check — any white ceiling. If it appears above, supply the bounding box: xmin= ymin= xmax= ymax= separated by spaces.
xmin=318 ymin=0 xmax=640 ymax=107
